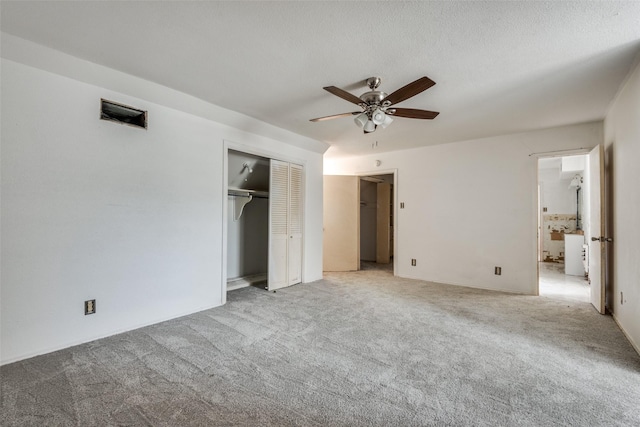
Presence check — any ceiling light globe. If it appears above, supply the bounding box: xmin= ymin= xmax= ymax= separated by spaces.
xmin=372 ymin=109 xmax=386 ymax=125
xmin=364 ymin=120 xmax=376 ymax=132
xmin=354 ymin=112 xmax=368 ymax=128
xmin=380 ymin=115 xmax=393 ymax=129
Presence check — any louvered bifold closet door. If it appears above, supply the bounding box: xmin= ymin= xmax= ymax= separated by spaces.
xmin=268 ymin=159 xmax=290 ymax=290
xmin=288 ymin=164 xmax=303 ymax=286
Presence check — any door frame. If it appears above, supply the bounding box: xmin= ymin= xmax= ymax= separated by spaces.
xmin=532 ymin=148 xmax=592 ymax=298
xmin=222 ymin=140 xmax=307 ymax=304
xmin=356 ymin=169 xmax=398 ymax=277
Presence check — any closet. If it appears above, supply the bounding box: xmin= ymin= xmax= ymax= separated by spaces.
xmin=227 ymin=150 xmax=270 ymax=290
xmin=227 ymin=150 xmax=303 ymax=292
xmin=359 ymin=175 xmax=393 ymax=265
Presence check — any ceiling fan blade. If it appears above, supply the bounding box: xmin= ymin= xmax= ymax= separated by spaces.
xmin=309 ymin=112 xmax=361 ymax=122
xmin=388 ymin=108 xmax=439 ymax=119
xmin=323 ymin=86 xmax=363 ymax=105
xmin=382 ymin=76 xmax=436 ymax=106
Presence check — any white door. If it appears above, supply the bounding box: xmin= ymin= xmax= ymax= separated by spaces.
xmin=588 ymin=145 xmax=606 ymax=314
xmin=269 ymin=159 xmax=289 ymax=290
xmin=268 ymin=160 xmax=303 ymax=290
xmin=288 ymin=164 xmax=303 ymax=285
xmin=323 ymin=175 xmax=360 ymax=271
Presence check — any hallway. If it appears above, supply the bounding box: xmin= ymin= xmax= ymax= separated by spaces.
xmin=539 ymin=262 xmax=589 ymax=303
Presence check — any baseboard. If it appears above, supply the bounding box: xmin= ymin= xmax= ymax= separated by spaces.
xmin=227 ymin=273 xmax=267 ymax=291
xmin=612 ymin=313 xmax=640 ymax=357
xmin=397 ymin=273 xmax=533 ymax=296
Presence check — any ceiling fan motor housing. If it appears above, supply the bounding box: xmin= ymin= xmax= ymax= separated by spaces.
xmin=360 ymin=90 xmax=390 ymax=124
xmin=359 ymin=91 xmax=387 ymax=106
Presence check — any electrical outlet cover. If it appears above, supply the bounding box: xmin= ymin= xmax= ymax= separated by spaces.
xmin=85 ymin=299 xmax=96 ymax=315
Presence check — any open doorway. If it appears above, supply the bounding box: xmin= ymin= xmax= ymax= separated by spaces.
xmin=537 ymin=155 xmax=589 ymax=302
xmin=323 ymin=170 xmax=397 ymax=275
xmin=359 ymin=174 xmax=394 ymax=273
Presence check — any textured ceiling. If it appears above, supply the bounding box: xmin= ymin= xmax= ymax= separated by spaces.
xmin=2 ymin=1 xmax=639 ymax=158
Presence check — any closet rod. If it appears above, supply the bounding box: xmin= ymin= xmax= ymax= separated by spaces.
xmin=228 ymin=192 xmax=269 ymax=199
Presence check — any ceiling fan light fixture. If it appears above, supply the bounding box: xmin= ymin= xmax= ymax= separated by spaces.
xmin=380 ymin=114 xmax=393 ymax=129
xmin=363 ymin=120 xmax=376 ymax=133
xmin=354 ymin=112 xmax=368 ymax=128
xmin=371 ymin=108 xmax=386 ymax=125
xmin=312 ymin=76 xmax=439 ymax=133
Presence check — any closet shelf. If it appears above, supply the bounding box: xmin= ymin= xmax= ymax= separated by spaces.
xmin=228 ymin=187 xmax=269 ymax=199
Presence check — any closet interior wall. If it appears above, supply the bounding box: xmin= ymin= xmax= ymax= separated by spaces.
xmin=227 ymin=150 xmax=270 ymax=288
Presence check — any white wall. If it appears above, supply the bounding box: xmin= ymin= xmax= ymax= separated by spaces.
xmin=1 ymin=36 xmax=325 ymax=364
xmin=604 ymin=56 xmax=640 ymax=354
xmin=325 ymin=122 xmax=602 ymax=294
xmin=538 ymin=168 xmax=577 ymax=215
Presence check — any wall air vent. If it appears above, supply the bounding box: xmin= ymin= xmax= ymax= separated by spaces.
xmin=100 ymin=99 xmax=147 ymax=129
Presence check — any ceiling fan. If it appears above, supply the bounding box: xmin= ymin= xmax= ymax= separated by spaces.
xmin=310 ymin=76 xmax=439 ymax=133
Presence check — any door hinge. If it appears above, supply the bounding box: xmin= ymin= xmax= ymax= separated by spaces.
xmin=591 ymin=237 xmax=613 ymax=242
